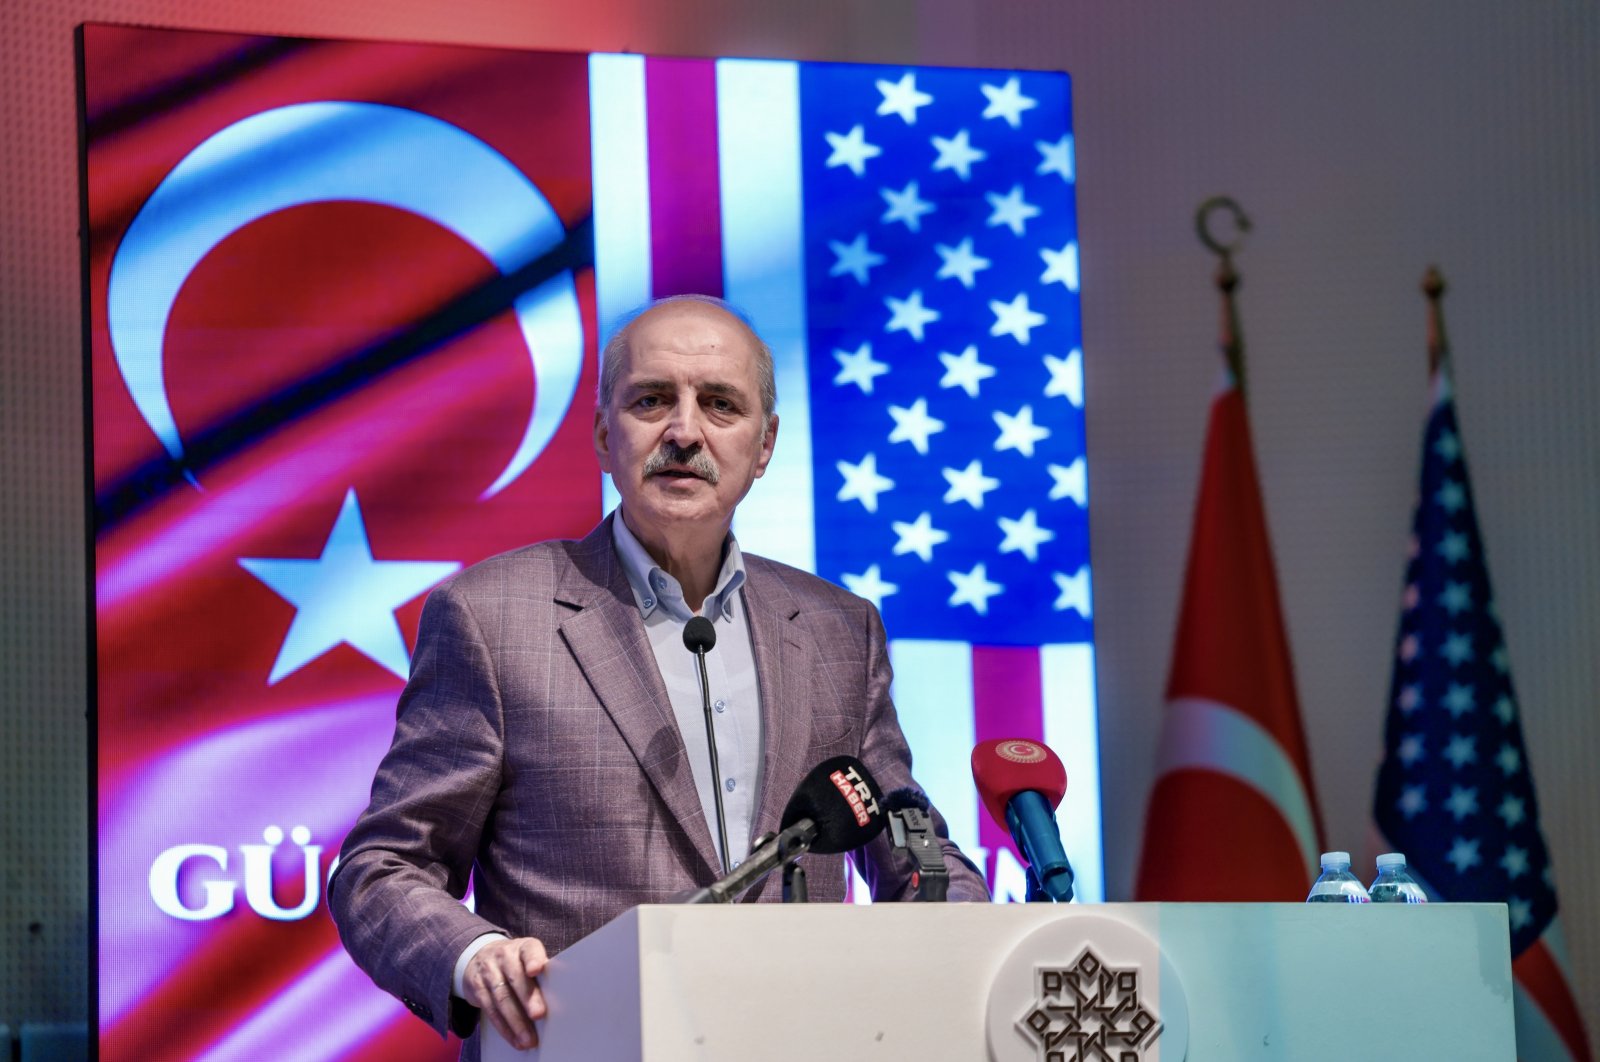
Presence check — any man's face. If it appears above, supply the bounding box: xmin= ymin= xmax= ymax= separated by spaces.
xmin=594 ymin=302 xmax=778 ymax=545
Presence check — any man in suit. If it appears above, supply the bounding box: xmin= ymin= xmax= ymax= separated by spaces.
xmin=329 ymin=295 xmax=987 ymax=1057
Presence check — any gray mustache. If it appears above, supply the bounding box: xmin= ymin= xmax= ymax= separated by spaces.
xmin=642 ymin=442 xmax=720 ymax=485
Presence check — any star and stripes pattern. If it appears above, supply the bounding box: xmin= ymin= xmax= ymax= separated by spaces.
xmin=782 ymin=64 xmax=1097 ymax=884
xmin=1373 ymin=366 xmax=1591 ymax=1061
xmin=590 ymin=55 xmax=1104 ymax=898
xmin=800 ymin=66 xmax=1089 ymax=646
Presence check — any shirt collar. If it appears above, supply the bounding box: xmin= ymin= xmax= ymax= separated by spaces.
xmin=611 ymin=510 xmax=747 ymax=622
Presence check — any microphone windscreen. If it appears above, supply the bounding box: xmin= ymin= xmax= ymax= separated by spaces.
xmin=781 ymin=755 xmax=887 ymax=854
xmin=970 ymin=739 xmax=1068 ymax=830
xmin=882 ymin=786 xmax=931 ymax=813
xmin=682 ymin=616 xmax=717 ymax=654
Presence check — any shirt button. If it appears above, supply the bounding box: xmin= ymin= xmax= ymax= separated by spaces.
xmin=724 ymin=777 xmax=736 ymax=793
xmin=732 ymin=859 xmax=742 ymax=870
xmin=642 ymin=597 xmax=654 ymax=609
xmin=714 ymin=698 xmax=727 ymax=714
xmin=653 ymin=574 xmax=667 ymax=590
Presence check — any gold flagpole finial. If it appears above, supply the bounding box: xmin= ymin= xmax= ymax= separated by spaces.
xmin=1422 ymin=266 xmax=1448 ymax=377
xmin=1196 ymin=197 xmax=1251 ymax=392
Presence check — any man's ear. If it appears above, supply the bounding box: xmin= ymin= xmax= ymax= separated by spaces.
xmin=753 ymin=413 xmax=779 ymax=478
xmin=593 ymin=408 xmax=613 ymax=474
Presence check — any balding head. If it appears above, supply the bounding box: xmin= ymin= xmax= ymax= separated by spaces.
xmin=598 ymin=295 xmax=777 ymax=420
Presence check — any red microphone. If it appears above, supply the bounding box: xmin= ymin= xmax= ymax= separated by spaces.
xmin=971 ymin=739 xmax=1074 ymax=902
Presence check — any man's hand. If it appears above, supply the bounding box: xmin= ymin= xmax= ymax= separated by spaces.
xmin=463 ymin=937 xmax=549 ymax=1050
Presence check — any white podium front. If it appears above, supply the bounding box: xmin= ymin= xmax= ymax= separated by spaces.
xmin=483 ymin=903 xmax=1514 ymax=1061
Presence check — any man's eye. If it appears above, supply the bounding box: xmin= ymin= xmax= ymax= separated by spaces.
xmin=636 ymin=395 xmax=662 ymax=408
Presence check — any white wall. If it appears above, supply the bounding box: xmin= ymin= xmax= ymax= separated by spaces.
xmin=2 ymin=0 xmax=1595 ymax=1026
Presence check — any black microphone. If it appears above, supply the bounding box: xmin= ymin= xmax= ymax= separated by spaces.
xmin=683 ymin=616 xmax=732 ymax=876
xmin=685 ymin=755 xmax=887 ymax=904
xmin=683 ymin=615 xmax=716 ymax=655
xmin=884 ymin=787 xmax=949 ymax=902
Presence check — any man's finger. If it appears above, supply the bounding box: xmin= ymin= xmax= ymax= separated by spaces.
xmin=524 ymin=977 xmax=549 ymax=1022
xmin=519 ymin=938 xmax=550 ymax=978
xmin=516 ymin=940 xmax=550 ymax=1022
xmin=499 ymin=962 xmax=541 ymax=1048
xmin=468 ymin=958 xmax=533 ymax=1050
xmin=486 ymin=973 xmax=536 ymax=1050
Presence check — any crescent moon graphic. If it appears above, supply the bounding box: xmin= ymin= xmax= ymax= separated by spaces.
xmin=997 ymin=739 xmax=1046 ymax=764
xmin=107 ymin=101 xmax=583 ymax=498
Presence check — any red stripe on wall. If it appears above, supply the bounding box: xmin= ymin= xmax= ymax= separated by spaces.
xmin=644 ymin=57 xmax=724 ymax=300
xmin=972 ymin=646 xmax=1045 ymax=874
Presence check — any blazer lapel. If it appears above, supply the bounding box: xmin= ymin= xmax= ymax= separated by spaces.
xmin=743 ymin=562 xmax=819 ymax=844
xmin=554 ymin=518 xmax=723 ymax=880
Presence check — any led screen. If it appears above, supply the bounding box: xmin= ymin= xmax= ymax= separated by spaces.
xmin=83 ymin=25 xmax=1099 ymax=1059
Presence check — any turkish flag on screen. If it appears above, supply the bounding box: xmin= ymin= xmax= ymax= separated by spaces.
xmin=85 ymin=26 xmax=599 ymax=1061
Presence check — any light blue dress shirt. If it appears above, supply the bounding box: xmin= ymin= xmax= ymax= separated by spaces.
xmin=611 ymin=512 xmax=765 ymax=872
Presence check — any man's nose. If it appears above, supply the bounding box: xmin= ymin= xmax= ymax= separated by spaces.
xmin=663 ymin=399 xmax=707 ymax=447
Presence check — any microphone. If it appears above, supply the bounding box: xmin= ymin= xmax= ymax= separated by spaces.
xmin=683 ymin=615 xmax=716 ymax=655
xmin=685 ymin=755 xmax=887 ymax=904
xmin=884 ymin=787 xmax=949 ymax=902
xmin=971 ymin=738 xmax=1075 ymax=902
xmin=683 ymin=616 xmax=732 ymax=875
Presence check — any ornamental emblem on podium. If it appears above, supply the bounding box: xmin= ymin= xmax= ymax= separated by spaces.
xmin=1016 ymin=946 xmax=1164 ymax=1062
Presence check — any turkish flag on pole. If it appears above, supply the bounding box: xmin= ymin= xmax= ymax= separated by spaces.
xmin=1134 ymin=265 xmax=1325 ymax=901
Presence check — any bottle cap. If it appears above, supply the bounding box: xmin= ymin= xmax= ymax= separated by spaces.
xmin=1319 ymin=851 xmax=1351 ymax=868
xmin=1376 ymin=852 xmax=1406 ymax=868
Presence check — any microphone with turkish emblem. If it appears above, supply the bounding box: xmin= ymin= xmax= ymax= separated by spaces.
xmin=971 ymin=738 xmax=1075 ymax=902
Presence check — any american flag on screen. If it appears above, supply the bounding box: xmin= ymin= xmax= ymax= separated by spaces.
xmin=1373 ymin=364 xmax=1592 ymax=1061
xmin=591 ymin=56 xmax=1102 ymax=902
xmin=86 ymin=28 xmax=1100 ymax=1062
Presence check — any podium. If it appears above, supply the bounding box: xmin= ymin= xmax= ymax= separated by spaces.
xmin=483 ymin=902 xmax=1514 ymax=1061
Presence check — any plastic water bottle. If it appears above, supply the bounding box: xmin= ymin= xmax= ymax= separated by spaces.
xmin=1369 ymin=853 xmax=1428 ymax=903
xmin=1306 ymin=851 xmax=1371 ymax=903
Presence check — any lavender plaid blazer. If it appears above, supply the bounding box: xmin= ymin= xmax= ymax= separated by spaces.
xmin=328 ymin=514 xmax=985 ymax=1054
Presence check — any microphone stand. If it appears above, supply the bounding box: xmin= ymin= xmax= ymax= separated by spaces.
xmin=779 ymin=830 xmax=808 ymax=903
xmin=683 ymin=821 xmax=817 ymax=905
xmin=1005 ymin=798 xmax=1075 ymax=903
xmin=888 ymin=806 xmax=950 ymax=902
xmin=690 ymin=632 xmax=733 ymax=877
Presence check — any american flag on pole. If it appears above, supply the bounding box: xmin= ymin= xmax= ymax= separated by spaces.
xmin=1134 ymin=313 xmax=1326 ymax=901
xmin=87 ymin=28 xmax=1104 ymax=1061
xmin=1373 ymin=353 xmax=1592 ymax=1061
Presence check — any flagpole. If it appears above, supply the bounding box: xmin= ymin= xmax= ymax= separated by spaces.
xmin=1374 ymin=262 xmax=1596 ymax=1061
xmin=1195 ymin=196 xmax=1251 ymax=393
xmin=1422 ymin=265 xmax=1448 ymax=375
xmin=1135 ymin=195 xmax=1326 ymax=902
